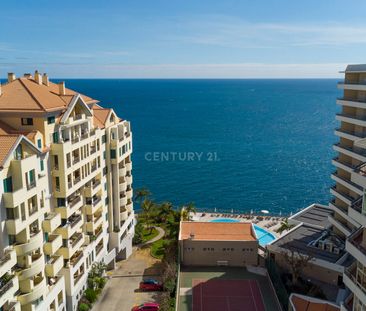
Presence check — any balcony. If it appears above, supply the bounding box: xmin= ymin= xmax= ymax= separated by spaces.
xmin=125 ymin=162 xmax=132 ymax=171
xmin=126 ymin=201 xmax=133 ymax=212
xmin=328 ymin=215 xmax=353 ymax=237
xmin=333 ymin=143 xmax=366 ymax=163
xmin=119 ymin=165 xmax=126 ymax=176
xmin=332 ymin=157 xmax=357 ymax=174
xmin=16 ymin=253 xmax=44 ymax=281
xmin=3 ymin=184 xmax=38 ymax=208
xmin=0 ymin=276 xmax=19 ymax=307
xmin=72 ymin=156 xmax=80 ymax=165
xmin=336 ymin=113 xmax=366 ymax=128
xmin=55 ymin=196 xmax=82 ymax=219
xmin=44 ymin=234 xmax=62 ymax=255
xmin=43 ymin=212 xmax=61 ymax=233
xmin=344 ymin=262 xmax=366 ymax=305
xmin=45 ymin=255 xmax=63 ymax=277
xmin=73 ymin=176 xmax=81 ymax=186
xmin=335 ymin=127 xmax=365 ymax=141
xmin=91 ymin=164 xmax=97 ymax=173
xmin=14 ymin=230 xmax=43 ymax=255
xmin=90 ymin=145 xmax=97 ymax=155
xmin=120 ymin=208 xmax=128 ymax=221
xmin=84 ymin=180 xmax=101 ymax=197
xmin=69 ymin=250 xmax=84 ymax=268
xmin=347 ymin=227 xmax=366 ymax=267
xmin=352 ymin=162 xmax=366 ymax=188
xmin=73 ymin=271 xmax=85 ymax=286
xmin=96 ymin=242 xmax=103 ymax=256
xmin=126 ymin=187 xmax=133 ymax=200
xmin=69 ymin=195 xmax=81 ymax=208
xmin=330 ymin=186 xmax=354 ymax=205
xmin=85 ymin=198 xmax=102 ymax=215
xmin=125 ymin=175 xmax=133 ymax=185
xmin=86 ymin=214 xmax=103 ymax=232
xmin=55 ymin=214 xmax=83 ymax=239
xmin=17 ymin=275 xmax=46 ymax=305
xmin=338 ymin=81 xmax=366 ymax=91
xmin=331 ymin=171 xmax=363 ymax=196
xmin=337 ymin=97 xmax=366 ymax=109
xmin=57 ymin=232 xmax=84 ymax=259
xmin=119 ymin=179 xmax=127 ymax=192
xmin=1 ymin=301 xmax=21 ymax=311
xmin=26 ymin=181 xmax=36 ymax=191
xmin=0 ymin=249 xmax=17 ymax=278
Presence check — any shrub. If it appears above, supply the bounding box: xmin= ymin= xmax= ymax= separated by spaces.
xmin=85 ymin=288 xmax=97 ymax=303
xmin=78 ymin=303 xmax=90 ymax=311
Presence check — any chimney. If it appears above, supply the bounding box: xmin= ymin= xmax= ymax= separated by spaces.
xmin=34 ymin=70 xmax=41 ymax=85
xmin=42 ymin=73 xmax=49 ymax=86
xmin=58 ymin=81 xmax=66 ymax=95
xmin=7 ymin=73 xmax=15 ymax=83
xmin=24 ymin=73 xmax=32 ymax=78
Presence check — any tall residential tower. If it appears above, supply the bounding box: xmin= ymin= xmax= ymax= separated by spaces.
xmin=0 ymin=72 xmax=134 ymax=311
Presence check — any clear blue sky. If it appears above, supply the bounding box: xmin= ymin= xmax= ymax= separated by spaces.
xmin=1 ymin=0 xmax=366 ymax=78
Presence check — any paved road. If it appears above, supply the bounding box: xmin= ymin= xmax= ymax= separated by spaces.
xmin=93 ymin=248 xmax=163 ymax=311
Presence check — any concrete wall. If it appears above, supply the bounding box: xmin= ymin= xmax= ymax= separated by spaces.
xmin=180 ymin=239 xmax=258 ymax=267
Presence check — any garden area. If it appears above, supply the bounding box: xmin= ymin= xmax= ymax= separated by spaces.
xmin=133 ymin=188 xmax=196 ymax=310
xmin=78 ymin=262 xmax=107 ymax=311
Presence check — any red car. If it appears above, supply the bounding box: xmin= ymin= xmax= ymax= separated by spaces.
xmin=139 ymin=279 xmax=163 ymax=291
xmin=132 ymin=302 xmax=160 ymax=311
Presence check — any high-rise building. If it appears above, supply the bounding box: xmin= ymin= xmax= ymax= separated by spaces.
xmin=332 ymin=64 xmax=366 ymax=310
xmin=0 ymin=71 xmax=134 ymax=311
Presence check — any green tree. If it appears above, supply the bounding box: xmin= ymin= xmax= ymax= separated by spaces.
xmin=180 ymin=202 xmax=196 ymax=221
xmin=141 ymin=199 xmax=155 ymax=233
xmin=276 ymin=218 xmax=294 ymax=234
xmin=157 ymin=201 xmax=174 ymax=223
xmin=134 ymin=188 xmax=151 ymax=208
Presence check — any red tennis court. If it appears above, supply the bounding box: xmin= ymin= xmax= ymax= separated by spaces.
xmin=192 ymin=279 xmax=266 ymax=311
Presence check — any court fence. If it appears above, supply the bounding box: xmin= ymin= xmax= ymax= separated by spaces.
xmin=266 ymin=258 xmax=289 ymax=311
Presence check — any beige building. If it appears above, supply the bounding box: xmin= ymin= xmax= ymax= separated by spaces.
xmin=179 ymin=222 xmax=258 ymax=267
xmin=0 ymin=72 xmax=134 ymax=311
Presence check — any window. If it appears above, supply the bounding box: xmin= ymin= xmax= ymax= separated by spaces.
xmin=103 ymin=151 xmax=106 ymax=160
xmin=40 ymin=160 xmax=44 ymax=171
xmin=102 ymin=135 xmax=106 ymax=144
xmin=52 ymin=132 xmax=59 ymax=143
xmin=57 ymin=198 xmax=65 ymax=207
xmin=105 ymin=197 xmax=109 ymax=205
xmin=55 ymin=177 xmax=60 ymax=191
xmin=110 ymin=149 xmax=116 ymax=159
xmin=21 ymin=118 xmax=33 ymax=125
xmin=37 ymin=139 xmax=42 ymax=148
xmin=3 ymin=176 xmax=13 ymax=192
xmin=47 ymin=116 xmax=55 ymax=124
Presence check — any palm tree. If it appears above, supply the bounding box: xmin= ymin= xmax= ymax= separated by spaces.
xmin=181 ymin=202 xmax=196 ymax=221
xmin=141 ymin=199 xmax=155 ymax=233
xmin=157 ymin=202 xmax=174 ymax=222
xmin=276 ymin=218 xmax=294 ymax=234
xmin=134 ymin=188 xmax=151 ymax=207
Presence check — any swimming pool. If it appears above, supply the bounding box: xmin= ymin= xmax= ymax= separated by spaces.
xmin=210 ymin=218 xmax=277 ymax=246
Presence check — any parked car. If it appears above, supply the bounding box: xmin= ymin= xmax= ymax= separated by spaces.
xmin=132 ymin=302 xmax=160 ymax=311
xmin=139 ymin=279 xmax=163 ymax=291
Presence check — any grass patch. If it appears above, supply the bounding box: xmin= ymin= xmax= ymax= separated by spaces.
xmin=141 ymin=227 xmax=159 ymax=243
xmin=150 ymin=238 xmax=166 ymax=259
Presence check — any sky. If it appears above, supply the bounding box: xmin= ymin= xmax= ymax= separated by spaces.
xmin=1 ymin=0 xmax=366 ymax=78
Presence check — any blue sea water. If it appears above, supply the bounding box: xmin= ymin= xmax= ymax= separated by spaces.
xmin=34 ymin=79 xmax=343 ymax=215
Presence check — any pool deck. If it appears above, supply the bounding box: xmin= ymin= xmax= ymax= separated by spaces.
xmin=191 ymin=212 xmax=288 ymax=239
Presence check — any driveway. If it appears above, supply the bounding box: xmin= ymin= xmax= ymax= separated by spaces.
xmin=93 ymin=247 xmax=163 ymax=311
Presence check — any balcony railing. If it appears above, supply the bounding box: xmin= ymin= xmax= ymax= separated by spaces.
xmin=27 ymin=181 xmax=36 ymax=190
xmin=92 ymin=180 xmax=101 ymax=189
xmin=69 ymin=251 xmax=83 ymax=267
xmin=332 ymin=157 xmax=357 ymax=170
xmin=348 ymin=227 xmax=366 ymax=256
xmin=332 ymin=171 xmax=364 ymax=191
xmin=71 ymin=233 xmax=83 ymax=247
xmin=350 ymin=196 xmax=363 ymax=213
xmin=90 ymin=146 xmax=97 ymax=154
xmin=74 ymin=176 xmax=81 ymax=185
xmin=331 ymin=186 xmax=355 ymax=203
xmin=73 ymin=156 xmax=80 ymax=165
xmin=70 ymin=215 xmax=82 ymax=228
xmin=72 ymin=136 xmax=79 ymax=144
xmin=69 ymin=196 xmax=81 ymax=208
xmin=0 ymin=276 xmax=14 ymax=297
xmin=91 ymin=165 xmax=97 ymax=172
xmin=0 ymin=251 xmax=12 ymax=268
xmin=74 ymin=272 xmax=84 ymax=285
xmin=337 ymin=113 xmax=366 ymax=122
xmin=335 ymin=127 xmax=366 ymax=139
xmin=334 ymin=143 xmax=366 ymax=157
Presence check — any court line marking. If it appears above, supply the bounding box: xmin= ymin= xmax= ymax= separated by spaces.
xmin=249 ymin=280 xmax=258 ymax=311
xmin=256 ymin=280 xmax=266 ymax=311
xmin=226 ymin=297 xmax=231 ymax=311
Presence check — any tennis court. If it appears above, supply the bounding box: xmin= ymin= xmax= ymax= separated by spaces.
xmin=192 ymin=278 xmax=265 ymax=311
xmin=178 ymin=266 xmax=281 ymax=311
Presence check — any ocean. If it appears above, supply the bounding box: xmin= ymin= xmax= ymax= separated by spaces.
xmin=27 ymin=79 xmax=345 ymax=215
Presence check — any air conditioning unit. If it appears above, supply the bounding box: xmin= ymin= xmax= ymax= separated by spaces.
xmin=38 ymin=173 xmax=46 ymax=178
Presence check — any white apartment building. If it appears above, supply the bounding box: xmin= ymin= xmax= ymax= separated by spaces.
xmin=0 ymin=71 xmax=134 ymax=311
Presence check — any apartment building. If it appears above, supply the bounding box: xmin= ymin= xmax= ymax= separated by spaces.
xmin=333 ymin=64 xmax=366 ymax=311
xmin=0 ymin=71 xmax=134 ymax=311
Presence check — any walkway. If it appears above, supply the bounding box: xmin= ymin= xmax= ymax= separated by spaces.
xmin=138 ymin=226 xmax=165 ymax=247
